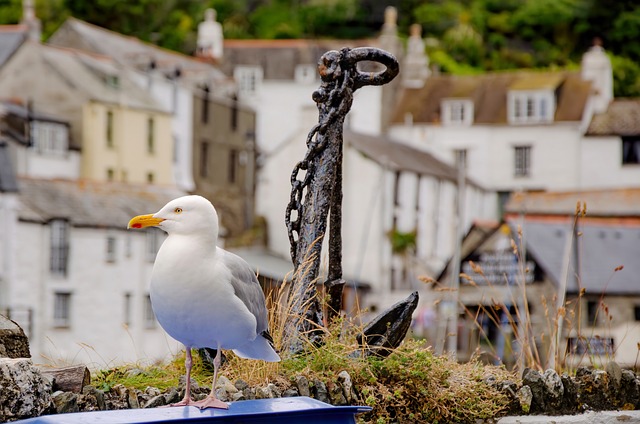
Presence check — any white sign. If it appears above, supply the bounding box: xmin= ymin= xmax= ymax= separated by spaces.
xmin=461 ymin=251 xmax=535 ymax=285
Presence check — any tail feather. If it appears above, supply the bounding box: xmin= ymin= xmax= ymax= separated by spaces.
xmin=233 ymin=334 xmax=280 ymax=362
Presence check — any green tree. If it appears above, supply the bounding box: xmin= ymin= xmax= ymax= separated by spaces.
xmin=610 ymin=54 xmax=640 ymax=97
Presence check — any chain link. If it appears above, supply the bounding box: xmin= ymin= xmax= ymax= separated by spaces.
xmin=285 ymin=48 xmax=355 ymax=265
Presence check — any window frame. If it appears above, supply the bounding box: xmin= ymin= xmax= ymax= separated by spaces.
xmin=53 ymin=292 xmax=71 ymax=328
xmin=508 ymin=90 xmax=555 ymax=124
xmin=200 ymin=141 xmax=209 ymax=178
xmin=514 ymin=145 xmax=532 ymax=177
xmin=147 ymin=117 xmax=155 ymax=155
xmin=146 ymin=229 xmax=161 ymax=262
xmin=144 ymin=294 xmax=156 ymax=329
xmin=622 ymin=137 xmax=640 ymax=165
xmin=31 ymin=121 xmax=69 ymax=155
xmin=50 ymin=219 xmax=69 ymax=277
xmin=234 ymin=66 xmax=263 ymax=95
xmin=106 ymin=110 xmax=114 ymax=148
xmin=441 ymin=99 xmax=474 ymax=126
xmin=106 ymin=235 xmax=117 ymax=263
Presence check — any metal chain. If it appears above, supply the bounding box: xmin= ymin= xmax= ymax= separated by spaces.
xmin=285 ymin=48 xmax=355 ymax=265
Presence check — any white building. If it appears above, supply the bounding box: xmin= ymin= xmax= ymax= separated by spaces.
xmin=388 ymin=43 xmax=640 ymax=198
xmin=48 ymin=17 xmax=235 ymax=192
xmin=218 ymin=10 xmax=499 ymax=309
xmin=0 ymin=177 xmax=185 ymax=367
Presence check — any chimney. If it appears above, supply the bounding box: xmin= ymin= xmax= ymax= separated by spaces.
xmin=196 ymin=9 xmax=223 ymax=61
xmin=403 ymin=24 xmax=430 ymax=88
xmin=21 ymin=0 xmax=41 ymax=42
xmin=581 ymin=38 xmax=613 ymax=114
xmin=378 ymin=6 xmax=402 ymax=58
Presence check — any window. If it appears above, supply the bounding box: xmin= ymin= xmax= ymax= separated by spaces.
xmin=454 ymin=149 xmax=467 ymax=169
xmin=234 ymin=66 xmax=263 ymax=95
xmin=567 ymin=337 xmax=614 ymax=356
xmin=31 ymin=122 xmax=69 ymax=155
xmin=147 ymin=172 xmax=154 ymax=184
xmin=144 ymin=294 xmax=156 ymax=328
xmin=295 ymin=64 xmax=316 ymax=84
xmin=228 ymin=149 xmax=238 ymax=183
xmin=231 ymin=95 xmax=238 ymax=131
xmin=622 ymin=137 xmax=640 ymax=165
xmin=106 ymin=111 xmax=114 ymax=147
xmin=106 ymin=236 xmax=116 ymax=263
xmin=514 ymin=146 xmax=531 ymax=177
xmin=442 ymin=99 xmax=473 ymax=126
xmin=587 ymin=300 xmax=599 ymax=326
xmin=200 ymin=141 xmax=209 ymax=178
xmin=107 ymin=168 xmax=114 ymax=181
xmin=508 ymin=91 xmax=554 ymax=124
xmin=125 ymin=233 xmax=132 ymax=258
xmin=106 ymin=75 xmax=120 ymax=89
xmin=514 ymin=98 xmax=522 ymax=118
xmin=526 ymin=97 xmax=535 ymax=117
xmin=201 ymin=85 xmax=209 ymax=124
xmin=124 ymin=292 xmax=132 ymax=326
xmin=53 ymin=292 xmax=71 ymax=327
xmin=50 ymin=220 xmax=69 ymax=276
xmin=146 ymin=229 xmax=161 ymax=262
xmin=147 ymin=117 xmax=155 ymax=154
xmin=634 ymin=305 xmax=640 ymax=321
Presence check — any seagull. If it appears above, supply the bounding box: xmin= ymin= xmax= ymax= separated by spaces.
xmin=128 ymin=195 xmax=280 ymax=409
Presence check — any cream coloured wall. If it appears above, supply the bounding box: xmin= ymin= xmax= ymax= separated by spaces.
xmin=81 ymin=102 xmax=173 ymax=185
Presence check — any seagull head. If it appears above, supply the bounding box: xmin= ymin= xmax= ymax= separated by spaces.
xmin=127 ymin=195 xmax=219 ymax=237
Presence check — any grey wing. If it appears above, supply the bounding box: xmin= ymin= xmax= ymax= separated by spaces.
xmin=219 ymin=249 xmax=270 ymax=335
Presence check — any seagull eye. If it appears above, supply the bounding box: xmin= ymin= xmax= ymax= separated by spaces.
xmin=174 ymin=207 xmax=183 ymax=214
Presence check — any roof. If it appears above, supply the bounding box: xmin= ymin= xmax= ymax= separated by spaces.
xmin=222 ymin=38 xmax=380 ymax=80
xmin=0 ymin=26 xmax=26 ymax=67
xmin=48 ymin=18 xmax=228 ymax=87
xmin=516 ymin=218 xmax=640 ymax=295
xmin=344 ymin=128 xmax=483 ymax=188
xmin=40 ymin=44 xmax=168 ymax=113
xmin=0 ymin=101 xmax=69 ymax=124
xmin=16 ymin=178 xmax=185 ymax=228
xmin=439 ymin=217 xmax=640 ymax=295
xmin=437 ymin=220 xmax=501 ymax=281
xmin=391 ymin=70 xmax=591 ymax=125
xmin=586 ymin=99 xmax=640 ymax=136
xmin=0 ymin=142 xmax=18 ymax=192
xmin=505 ymin=189 xmax=640 ymax=217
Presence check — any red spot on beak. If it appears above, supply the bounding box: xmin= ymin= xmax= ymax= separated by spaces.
xmin=132 ymin=223 xmax=142 ymax=229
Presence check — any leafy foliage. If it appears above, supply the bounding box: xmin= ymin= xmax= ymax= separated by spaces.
xmin=5 ymin=1 xmax=640 ymax=95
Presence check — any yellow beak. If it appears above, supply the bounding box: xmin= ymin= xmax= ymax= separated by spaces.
xmin=127 ymin=214 xmax=164 ymax=229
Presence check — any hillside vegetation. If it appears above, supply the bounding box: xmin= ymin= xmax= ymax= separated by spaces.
xmin=1 ymin=0 xmax=639 ymax=95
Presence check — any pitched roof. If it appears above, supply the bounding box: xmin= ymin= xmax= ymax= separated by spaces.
xmin=222 ymin=39 xmax=380 ymax=80
xmin=516 ymin=218 xmax=640 ymax=294
xmin=40 ymin=44 xmax=168 ymax=113
xmin=505 ymin=189 xmax=640 ymax=217
xmin=17 ymin=178 xmax=185 ymax=228
xmin=391 ymin=71 xmax=591 ymax=125
xmin=344 ymin=128 xmax=483 ymax=188
xmin=48 ymin=18 xmax=228 ymax=87
xmin=586 ymin=99 xmax=640 ymax=136
xmin=439 ymin=217 xmax=640 ymax=295
xmin=0 ymin=26 xmax=26 ymax=67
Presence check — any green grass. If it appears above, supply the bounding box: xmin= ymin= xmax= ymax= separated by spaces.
xmin=93 ymin=318 xmax=515 ymax=423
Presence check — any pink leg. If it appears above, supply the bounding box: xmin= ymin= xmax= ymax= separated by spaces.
xmin=165 ymin=347 xmax=194 ymax=407
xmin=192 ymin=347 xmax=228 ymax=409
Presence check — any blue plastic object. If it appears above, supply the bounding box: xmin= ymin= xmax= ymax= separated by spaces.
xmin=17 ymin=397 xmax=372 ymax=424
